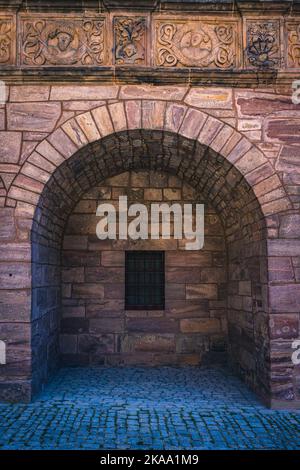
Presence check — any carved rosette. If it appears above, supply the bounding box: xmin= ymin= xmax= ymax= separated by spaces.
xmin=114 ymin=17 xmax=147 ymax=65
xmin=155 ymin=20 xmax=237 ymax=68
xmin=286 ymin=22 xmax=300 ymax=68
xmin=20 ymin=17 xmax=107 ymax=66
xmin=0 ymin=16 xmax=14 ymax=65
xmin=246 ymin=20 xmax=280 ymax=68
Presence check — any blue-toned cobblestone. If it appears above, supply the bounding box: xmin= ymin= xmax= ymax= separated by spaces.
xmin=0 ymin=366 xmax=299 ymax=450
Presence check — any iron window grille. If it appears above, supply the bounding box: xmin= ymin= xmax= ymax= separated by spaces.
xmin=125 ymin=251 xmax=165 ymax=310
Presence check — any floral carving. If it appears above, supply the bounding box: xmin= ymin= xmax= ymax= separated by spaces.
xmin=114 ymin=17 xmax=146 ymax=65
xmin=156 ymin=21 xmax=236 ymax=68
xmin=246 ymin=21 xmax=280 ymax=68
xmin=0 ymin=19 xmax=13 ymax=64
xmin=287 ymin=23 xmax=300 ymax=68
xmin=21 ymin=17 xmax=106 ymax=66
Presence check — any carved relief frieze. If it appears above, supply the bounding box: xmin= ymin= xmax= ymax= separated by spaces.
xmin=246 ymin=20 xmax=280 ymax=68
xmin=19 ymin=16 xmax=107 ymax=66
xmin=114 ymin=17 xmax=147 ymax=65
xmin=0 ymin=15 xmax=15 ymax=65
xmin=286 ymin=22 xmax=300 ymax=68
xmin=154 ymin=19 xmax=238 ymax=68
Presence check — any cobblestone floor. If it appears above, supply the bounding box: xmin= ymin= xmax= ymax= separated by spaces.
xmin=0 ymin=367 xmax=300 ymax=450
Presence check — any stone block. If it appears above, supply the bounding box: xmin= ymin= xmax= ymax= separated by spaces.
xmin=179 ymin=108 xmax=206 ymax=139
xmin=180 ymin=318 xmax=221 ymax=334
xmin=10 ymin=86 xmax=50 ymax=102
xmin=78 ymin=334 xmax=115 ymax=354
xmin=119 ymin=85 xmax=187 ymax=100
xmin=90 ymin=318 xmax=124 ymax=334
xmin=186 ymin=284 xmax=218 ymax=300
xmin=269 ymin=285 xmax=300 ymax=312
xmin=0 ymin=132 xmax=22 ymax=163
xmin=50 ymin=86 xmax=119 ymax=101
xmin=126 ymin=318 xmax=178 ymax=333
xmin=7 ymin=103 xmax=61 ymax=132
xmin=185 ymin=88 xmax=233 ymax=109
xmin=72 ymin=283 xmax=104 ymax=299
xmin=269 ymin=314 xmax=299 ymax=340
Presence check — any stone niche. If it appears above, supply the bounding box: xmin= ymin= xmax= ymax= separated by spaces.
xmin=60 ymin=170 xmax=227 ymax=367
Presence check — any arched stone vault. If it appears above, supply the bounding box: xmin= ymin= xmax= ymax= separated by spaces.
xmin=1 ymin=99 xmax=298 ymax=407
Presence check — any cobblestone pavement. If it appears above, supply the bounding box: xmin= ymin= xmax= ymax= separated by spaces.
xmin=0 ymin=367 xmax=300 ymax=450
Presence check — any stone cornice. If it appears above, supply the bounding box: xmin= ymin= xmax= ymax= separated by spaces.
xmin=0 ymin=67 xmax=293 ymax=90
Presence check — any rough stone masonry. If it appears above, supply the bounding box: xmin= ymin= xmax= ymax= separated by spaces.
xmin=0 ymin=0 xmax=299 ymax=409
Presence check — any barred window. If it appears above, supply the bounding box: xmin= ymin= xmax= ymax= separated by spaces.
xmin=125 ymin=251 xmax=165 ymax=310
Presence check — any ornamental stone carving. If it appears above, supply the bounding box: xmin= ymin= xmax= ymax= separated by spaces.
xmin=20 ymin=16 xmax=107 ymax=66
xmin=114 ymin=17 xmax=147 ymax=65
xmin=155 ymin=20 xmax=237 ymax=68
xmin=286 ymin=22 xmax=300 ymax=68
xmin=0 ymin=16 xmax=14 ymax=65
xmin=246 ymin=20 xmax=280 ymax=68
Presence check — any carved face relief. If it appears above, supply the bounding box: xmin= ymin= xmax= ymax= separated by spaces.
xmin=21 ymin=17 xmax=106 ymax=66
xmin=156 ymin=20 xmax=236 ymax=68
xmin=52 ymin=30 xmax=73 ymax=52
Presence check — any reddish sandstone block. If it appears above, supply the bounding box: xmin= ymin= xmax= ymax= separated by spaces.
xmin=179 ymin=108 xmax=206 ymax=140
xmin=0 ymin=132 xmax=22 ymax=163
xmin=185 ymin=88 xmax=233 ymax=109
xmin=180 ymin=318 xmax=221 ymax=334
xmin=119 ymin=85 xmax=187 ymax=101
xmin=10 ymin=85 xmax=50 ymax=102
xmin=125 ymin=100 xmax=141 ymax=130
xmin=47 ymin=128 xmax=78 ymax=158
xmin=269 ymin=314 xmax=299 ymax=340
xmin=165 ymin=103 xmax=186 ymax=133
xmin=91 ymin=106 xmax=114 ymax=137
xmin=142 ymin=100 xmax=165 ymax=129
xmin=269 ymin=285 xmax=300 ymax=312
xmin=279 ymin=214 xmax=300 ymax=238
xmin=186 ymin=284 xmax=218 ymax=300
xmin=109 ymin=102 xmax=127 ymax=132
xmin=50 ymin=85 xmax=118 ymax=101
xmin=7 ymin=102 xmax=61 ymax=132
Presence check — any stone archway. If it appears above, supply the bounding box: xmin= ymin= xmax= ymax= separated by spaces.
xmin=1 ymin=99 xmax=296 ymax=407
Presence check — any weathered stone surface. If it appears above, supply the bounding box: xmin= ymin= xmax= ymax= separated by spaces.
xmin=7 ymin=103 xmax=61 ymax=132
xmin=119 ymin=85 xmax=187 ymax=101
xmin=269 ymin=285 xmax=300 ymax=313
xmin=276 ymin=145 xmax=300 ymax=173
xmin=269 ymin=315 xmax=299 ymax=340
xmin=180 ymin=318 xmax=221 ymax=334
xmin=186 ymin=284 xmax=218 ymax=300
xmin=0 ymin=263 xmax=31 ymax=289
xmin=50 ymin=86 xmax=119 ymax=101
xmin=185 ymin=88 xmax=233 ymax=109
xmin=0 ymin=208 xmax=15 ymax=240
xmin=10 ymin=86 xmax=50 ymax=102
xmin=0 ymin=132 xmax=22 ymax=163
xmin=279 ymin=214 xmax=300 ymax=238
xmin=122 ymin=334 xmax=175 ymax=353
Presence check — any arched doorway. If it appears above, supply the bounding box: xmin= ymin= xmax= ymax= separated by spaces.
xmin=30 ymin=129 xmax=268 ymax=402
